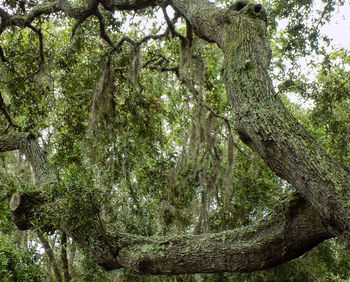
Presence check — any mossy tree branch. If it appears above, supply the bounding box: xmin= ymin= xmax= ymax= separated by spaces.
xmin=0 ymin=0 xmax=349 ymax=275
xmin=9 ymin=189 xmax=330 ymax=274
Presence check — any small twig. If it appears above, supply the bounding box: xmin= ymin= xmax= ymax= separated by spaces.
xmin=0 ymin=92 xmax=21 ymax=133
xmin=28 ymin=24 xmax=44 ymax=70
xmin=162 ymin=6 xmax=187 ymax=43
xmin=0 ymin=45 xmax=8 ymax=62
xmin=95 ymin=8 xmax=115 ymax=48
xmin=138 ymin=30 xmax=169 ymax=45
xmin=71 ymin=14 xmax=91 ymax=38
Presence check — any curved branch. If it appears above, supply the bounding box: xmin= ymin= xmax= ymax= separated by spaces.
xmin=138 ymin=31 xmax=169 ymax=45
xmin=221 ymin=4 xmax=350 ymax=244
xmin=162 ymin=6 xmax=186 ymax=42
xmin=161 ymin=0 xmax=350 ymax=246
xmin=10 ymin=190 xmax=331 ymax=274
xmin=27 ymin=24 xmax=45 ymax=70
xmin=71 ymin=8 xmax=96 ymax=38
xmin=118 ymin=195 xmax=330 ymax=274
xmin=94 ymin=8 xmax=115 ymax=48
xmin=1 ymin=0 xmax=348 ymax=273
xmin=0 ymin=133 xmax=54 ymax=185
xmin=170 ymin=0 xmax=225 ymax=46
xmin=0 ymin=4 xmax=59 ymax=28
xmin=0 ymin=0 xmax=98 ymax=30
xmin=0 ymin=0 xmax=223 ymax=46
xmin=0 ymin=92 xmax=21 ymax=132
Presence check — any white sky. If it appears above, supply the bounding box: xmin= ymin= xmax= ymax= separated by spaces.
xmin=276 ymin=1 xmax=350 ymax=48
xmin=317 ymin=1 xmax=350 ymax=48
xmin=281 ymin=1 xmax=350 ymax=107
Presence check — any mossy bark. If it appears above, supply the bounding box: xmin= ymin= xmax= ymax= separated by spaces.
xmin=221 ymin=3 xmax=350 ymax=244
xmin=1 ymin=0 xmax=349 ymax=275
xmin=9 ymin=190 xmax=330 ymax=274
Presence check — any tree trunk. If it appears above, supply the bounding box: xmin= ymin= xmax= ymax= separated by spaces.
xmin=1 ymin=0 xmax=349 ymax=275
xmin=221 ymin=3 xmax=350 ymax=244
xmin=171 ymin=0 xmax=350 ymax=245
xmin=38 ymin=233 xmax=63 ymax=282
xmin=61 ymin=232 xmax=70 ymax=282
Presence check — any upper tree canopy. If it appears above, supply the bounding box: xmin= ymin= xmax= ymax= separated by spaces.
xmin=0 ymin=0 xmax=349 ymax=278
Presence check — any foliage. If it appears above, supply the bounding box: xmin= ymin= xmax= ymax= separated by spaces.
xmin=0 ymin=233 xmax=45 ymax=281
xmin=0 ymin=0 xmax=349 ymax=280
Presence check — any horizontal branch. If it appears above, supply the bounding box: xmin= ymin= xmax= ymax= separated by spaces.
xmin=116 ymin=194 xmax=331 ymax=274
xmin=170 ymin=0 xmax=226 ymax=46
xmin=0 ymin=0 xmax=98 ymax=31
xmin=0 ymin=4 xmax=59 ymax=29
xmin=0 ymin=0 xmax=158 ymax=32
xmin=99 ymin=0 xmax=157 ymax=11
xmin=0 ymin=0 xmax=223 ymax=47
xmin=10 ymin=190 xmax=331 ymax=274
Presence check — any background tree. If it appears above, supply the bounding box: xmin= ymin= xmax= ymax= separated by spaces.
xmin=0 ymin=0 xmax=349 ymax=280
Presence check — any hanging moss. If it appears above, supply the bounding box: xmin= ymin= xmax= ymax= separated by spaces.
xmin=87 ymin=58 xmax=116 ymax=137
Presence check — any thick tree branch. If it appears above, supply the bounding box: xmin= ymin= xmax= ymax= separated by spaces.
xmin=0 ymin=133 xmax=54 ymax=185
xmin=118 ymin=195 xmax=330 ymax=274
xmin=3 ymin=131 xmax=331 ymax=274
xmin=98 ymin=0 xmax=157 ymax=11
xmin=0 ymin=4 xmax=59 ymax=28
xmin=1 ymin=0 xmax=349 ymax=274
xmin=1 ymin=0 xmax=223 ymax=45
xmin=9 ymin=190 xmax=331 ymax=274
xmin=221 ymin=4 xmax=350 ymax=244
xmin=0 ymin=0 xmax=100 ymax=30
xmin=170 ymin=0 xmax=225 ymax=46
xmin=165 ymin=0 xmax=350 ymax=245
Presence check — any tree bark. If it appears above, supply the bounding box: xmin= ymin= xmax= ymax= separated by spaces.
xmin=9 ymin=189 xmax=331 ymax=274
xmin=9 ymin=191 xmax=49 ymax=230
xmin=1 ymin=0 xmax=349 ymax=275
xmin=169 ymin=0 xmax=225 ymax=46
xmin=221 ymin=3 xmax=350 ymax=244
xmin=38 ymin=233 xmax=63 ymax=282
xmin=61 ymin=232 xmax=70 ymax=282
xmin=172 ymin=0 xmax=350 ymax=245
xmin=0 ymin=133 xmax=55 ymax=185
xmin=116 ymin=194 xmax=330 ymax=274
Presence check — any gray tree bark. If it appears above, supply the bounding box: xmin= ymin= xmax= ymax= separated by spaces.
xmin=169 ymin=0 xmax=350 ymax=245
xmin=1 ymin=0 xmax=349 ymax=275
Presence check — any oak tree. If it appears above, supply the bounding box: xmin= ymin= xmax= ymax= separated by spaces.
xmin=0 ymin=0 xmax=349 ymax=278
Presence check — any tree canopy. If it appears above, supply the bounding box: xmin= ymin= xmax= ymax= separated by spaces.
xmin=0 ymin=0 xmax=349 ymax=280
